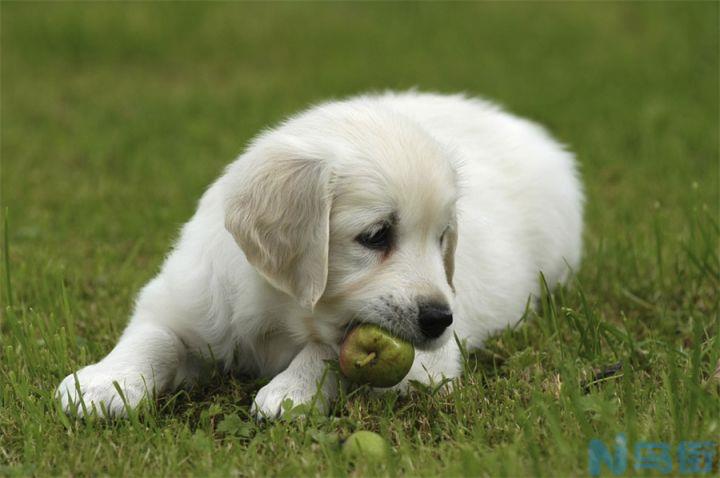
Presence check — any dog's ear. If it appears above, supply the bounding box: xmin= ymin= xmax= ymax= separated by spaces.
xmin=443 ymin=219 xmax=458 ymax=292
xmin=224 ymin=154 xmax=333 ymax=310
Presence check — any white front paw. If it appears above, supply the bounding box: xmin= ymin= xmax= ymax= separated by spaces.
xmin=56 ymin=365 xmax=150 ymax=418
xmin=251 ymin=372 xmax=334 ymax=419
xmin=383 ymin=341 xmax=462 ymax=395
xmin=389 ymin=371 xmax=457 ymax=395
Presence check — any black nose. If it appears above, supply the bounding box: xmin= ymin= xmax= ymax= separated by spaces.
xmin=417 ymin=301 xmax=453 ymax=339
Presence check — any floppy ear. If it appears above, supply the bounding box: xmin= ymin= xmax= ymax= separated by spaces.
xmin=224 ymin=154 xmax=333 ymax=310
xmin=443 ymin=218 xmax=458 ymax=293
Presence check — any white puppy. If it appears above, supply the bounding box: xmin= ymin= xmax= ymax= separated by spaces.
xmin=57 ymin=91 xmax=583 ymax=418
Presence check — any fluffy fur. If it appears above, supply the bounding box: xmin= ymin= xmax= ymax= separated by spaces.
xmin=57 ymin=91 xmax=583 ymax=417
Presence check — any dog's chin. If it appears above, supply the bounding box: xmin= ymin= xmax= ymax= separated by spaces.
xmin=410 ymin=328 xmax=453 ymax=352
xmin=341 ymin=318 xmax=452 ymax=352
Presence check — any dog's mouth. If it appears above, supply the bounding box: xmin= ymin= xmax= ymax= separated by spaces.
xmin=409 ymin=329 xmax=453 ymax=351
xmin=338 ymin=319 xmax=450 ymax=351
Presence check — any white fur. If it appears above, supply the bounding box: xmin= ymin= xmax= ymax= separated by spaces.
xmin=57 ymin=91 xmax=583 ymax=418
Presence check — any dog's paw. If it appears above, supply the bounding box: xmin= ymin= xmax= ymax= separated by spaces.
xmin=381 ymin=341 xmax=462 ymax=395
xmin=56 ymin=365 xmax=150 ymax=418
xmin=388 ymin=373 xmax=456 ymax=395
xmin=377 ymin=367 xmax=456 ymax=395
xmin=251 ymin=372 xmax=332 ymax=420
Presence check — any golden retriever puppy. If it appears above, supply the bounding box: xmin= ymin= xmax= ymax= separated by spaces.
xmin=57 ymin=91 xmax=583 ymax=418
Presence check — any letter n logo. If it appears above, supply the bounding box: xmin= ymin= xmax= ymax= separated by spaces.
xmin=588 ymin=433 xmax=628 ymax=476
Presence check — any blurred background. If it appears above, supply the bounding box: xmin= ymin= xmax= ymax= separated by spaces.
xmin=3 ymin=0 xmax=718 ymax=368
xmin=4 ymin=0 xmax=717 ymax=334
xmin=2 ymin=3 xmax=718 ymax=475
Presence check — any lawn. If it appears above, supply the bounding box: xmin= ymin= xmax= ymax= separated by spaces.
xmin=1 ymin=2 xmax=718 ymax=476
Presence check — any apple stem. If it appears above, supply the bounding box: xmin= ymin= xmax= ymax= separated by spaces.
xmin=355 ymin=352 xmax=376 ymax=368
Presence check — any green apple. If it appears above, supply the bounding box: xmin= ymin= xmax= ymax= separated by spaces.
xmin=342 ymin=431 xmax=390 ymax=461
xmin=339 ymin=324 xmax=414 ymax=388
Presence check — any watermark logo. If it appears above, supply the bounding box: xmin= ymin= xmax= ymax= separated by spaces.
xmin=588 ymin=434 xmax=717 ymax=476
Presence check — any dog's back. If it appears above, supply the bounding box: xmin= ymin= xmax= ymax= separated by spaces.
xmin=376 ymin=92 xmax=583 ymax=348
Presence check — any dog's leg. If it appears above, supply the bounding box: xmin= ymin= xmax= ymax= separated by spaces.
xmin=251 ymin=342 xmax=340 ymax=419
xmin=56 ymin=320 xmax=186 ymax=417
xmin=389 ymin=336 xmax=462 ymax=394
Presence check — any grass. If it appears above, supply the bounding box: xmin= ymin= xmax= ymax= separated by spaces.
xmin=1 ymin=2 xmax=718 ymax=476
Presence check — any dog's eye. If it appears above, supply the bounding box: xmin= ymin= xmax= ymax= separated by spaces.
xmin=356 ymin=223 xmax=393 ymax=251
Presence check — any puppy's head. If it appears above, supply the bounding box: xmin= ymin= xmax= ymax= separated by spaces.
xmin=225 ymin=101 xmax=458 ymax=349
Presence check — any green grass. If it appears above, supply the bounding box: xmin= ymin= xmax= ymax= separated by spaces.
xmin=1 ymin=2 xmax=718 ymax=476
